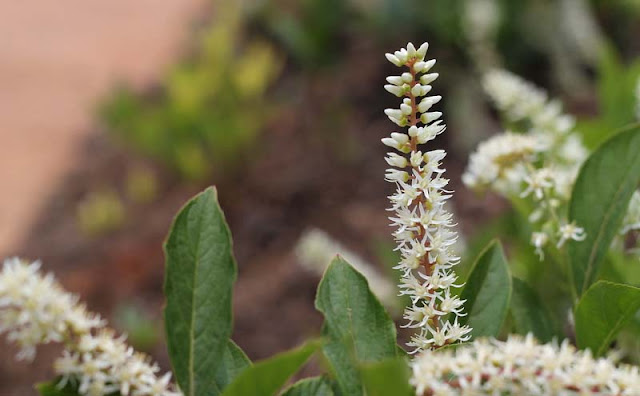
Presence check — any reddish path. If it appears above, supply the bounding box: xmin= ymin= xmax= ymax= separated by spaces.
xmin=0 ymin=0 xmax=206 ymax=256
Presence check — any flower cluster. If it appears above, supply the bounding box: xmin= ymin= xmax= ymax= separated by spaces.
xmin=463 ymin=69 xmax=589 ymax=258
xmin=0 ymin=258 xmax=104 ymax=361
xmin=383 ymin=43 xmax=471 ymax=353
xmin=411 ymin=334 xmax=640 ymax=395
xmin=0 ymin=258 xmax=180 ymax=396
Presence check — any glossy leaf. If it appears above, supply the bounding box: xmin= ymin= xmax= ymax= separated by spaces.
xmin=459 ymin=240 xmax=512 ymax=338
xmin=510 ymin=278 xmax=557 ymax=342
xmin=568 ymin=125 xmax=640 ymax=296
xmin=221 ymin=341 xmax=319 ymax=396
xmin=575 ymin=281 xmax=640 ymax=356
xmin=164 ymin=187 xmax=237 ymax=396
xmin=281 ymin=377 xmax=334 ymax=396
xmin=360 ymin=358 xmax=413 ymax=396
xmin=315 ymin=256 xmax=397 ymax=395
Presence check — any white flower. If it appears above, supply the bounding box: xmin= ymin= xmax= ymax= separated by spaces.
xmin=0 ymin=258 xmax=182 ymax=396
xmin=531 ymin=232 xmax=549 ymax=259
xmin=0 ymin=257 xmax=105 ymax=361
xmin=410 ymin=334 xmax=640 ymax=395
xmin=383 ymin=42 xmax=470 ymax=353
xmin=557 ymin=222 xmax=587 ymax=248
xmin=521 ymin=168 xmax=554 ymax=200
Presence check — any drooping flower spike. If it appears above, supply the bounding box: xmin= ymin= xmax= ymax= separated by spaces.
xmin=383 ymin=42 xmax=471 ymax=353
xmin=0 ymin=258 xmax=181 ymax=396
xmin=463 ymin=69 xmax=590 ymax=259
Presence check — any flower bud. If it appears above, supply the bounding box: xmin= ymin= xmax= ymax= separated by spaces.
xmin=407 ymin=42 xmax=417 ymax=58
xmin=421 ymin=111 xmax=442 ymax=124
xmin=385 ymin=169 xmax=409 ymax=183
xmin=391 ymin=132 xmax=409 ymax=144
xmin=386 ymin=75 xmax=403 ymax=85
xmin=417 ymin=42 xmax=429 ymax=59
xmin=411 ymin=84 xmax=424 ymax=97
xmin=384 ymin=84 xmax=404 ymax=97
xmin=394 ymin=49 xmax=408 ymax=65
xmin=385 ymin=153 xmax=408 ymax=168
xmin=418 ymin=96 xmax=442 ymax=113
xmin=420 ymin=73 xmax=439 ymax=85
xmin=385 ymin=53 xmax=402 ymax=66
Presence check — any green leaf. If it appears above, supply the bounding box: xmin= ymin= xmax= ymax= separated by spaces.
xmin=510 ymin=278 xmax=557 ymax=342
xmin=36 ymin=380 xmax=83 ymax=396
xmin=575 ymin=281 xmax=640 ymax=356
xmin=568 ymin=125 xmax=640 ymax=296
xmin=221 ymin=341 xmax=319 ymax=396
xmin=315 ymin=256 xmax=397 ymax=395
xmin=281 ymin=377 xmax=334 ymax=396
xmin=214 ymin=340 xmax=252 ymax=390
xmin=459 ymin=240 xmax=512 ymax=338
xmin=596 ymin=46 xmax=640 ymax=133
xmin=360 ymin=358 xmax=413 ymax=396
xmin=164 ymin=187 xmax=237 ymax=396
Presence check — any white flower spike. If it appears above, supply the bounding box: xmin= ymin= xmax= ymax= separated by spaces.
xmin=383 ymin=42 xmax=471 ymax=353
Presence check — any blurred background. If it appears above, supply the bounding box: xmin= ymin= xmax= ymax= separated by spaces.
xmin=1 ymin=0 xmax=639 ymax=393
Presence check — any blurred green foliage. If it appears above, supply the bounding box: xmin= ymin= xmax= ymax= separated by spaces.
xmin=101 ymin=5 xmax=282 ymax=181
xmin=113 ymin=303 xmax=160 ymax=352
xmin=126 ymin=166 xmax=158 ymax=204
xmin=76 ymin=189 xmax=125 ymax=237
xmin=577 ymin=46 xmax=640 ymax=148
xmin=256 ymin=0 xmax=467 ymax=68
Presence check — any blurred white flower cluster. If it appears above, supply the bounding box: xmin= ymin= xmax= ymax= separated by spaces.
xmin=295 ymin=228 xmax=398 ymax=313
xmin=383 ymin=43 xmax=471 ymax=353
xmin=0 ymin=257 xmax=180 ymax=396
xmin=463 ymin=69 xmax=590 ymax=258
xmin=411 ymin=334 xmax=640 ymax=395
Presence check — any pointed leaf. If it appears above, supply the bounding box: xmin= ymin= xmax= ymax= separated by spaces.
xmin=360 ymin=358 xmax=413 ymax=396
xmin=164 ymin=187 xmax=237 ymax=396
xmin=459 ymin=240 xmax=512 ymax=338
xmin=221 ymin=341 xmax=319 ymax=396
xmin=213 ymin=340 xmax=252 ymax=391
xmin=281 ymin=377 xmax=334 ymax=396
xmin=575 ymin=281 xmax=640 ymax=356
xmin=569 ymin=125 xmax=640 ymax=296
xmin=315 ymin=256 xmax=397 ymax=395
xmin=510 ymin=278 xmax=557 ymax=342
